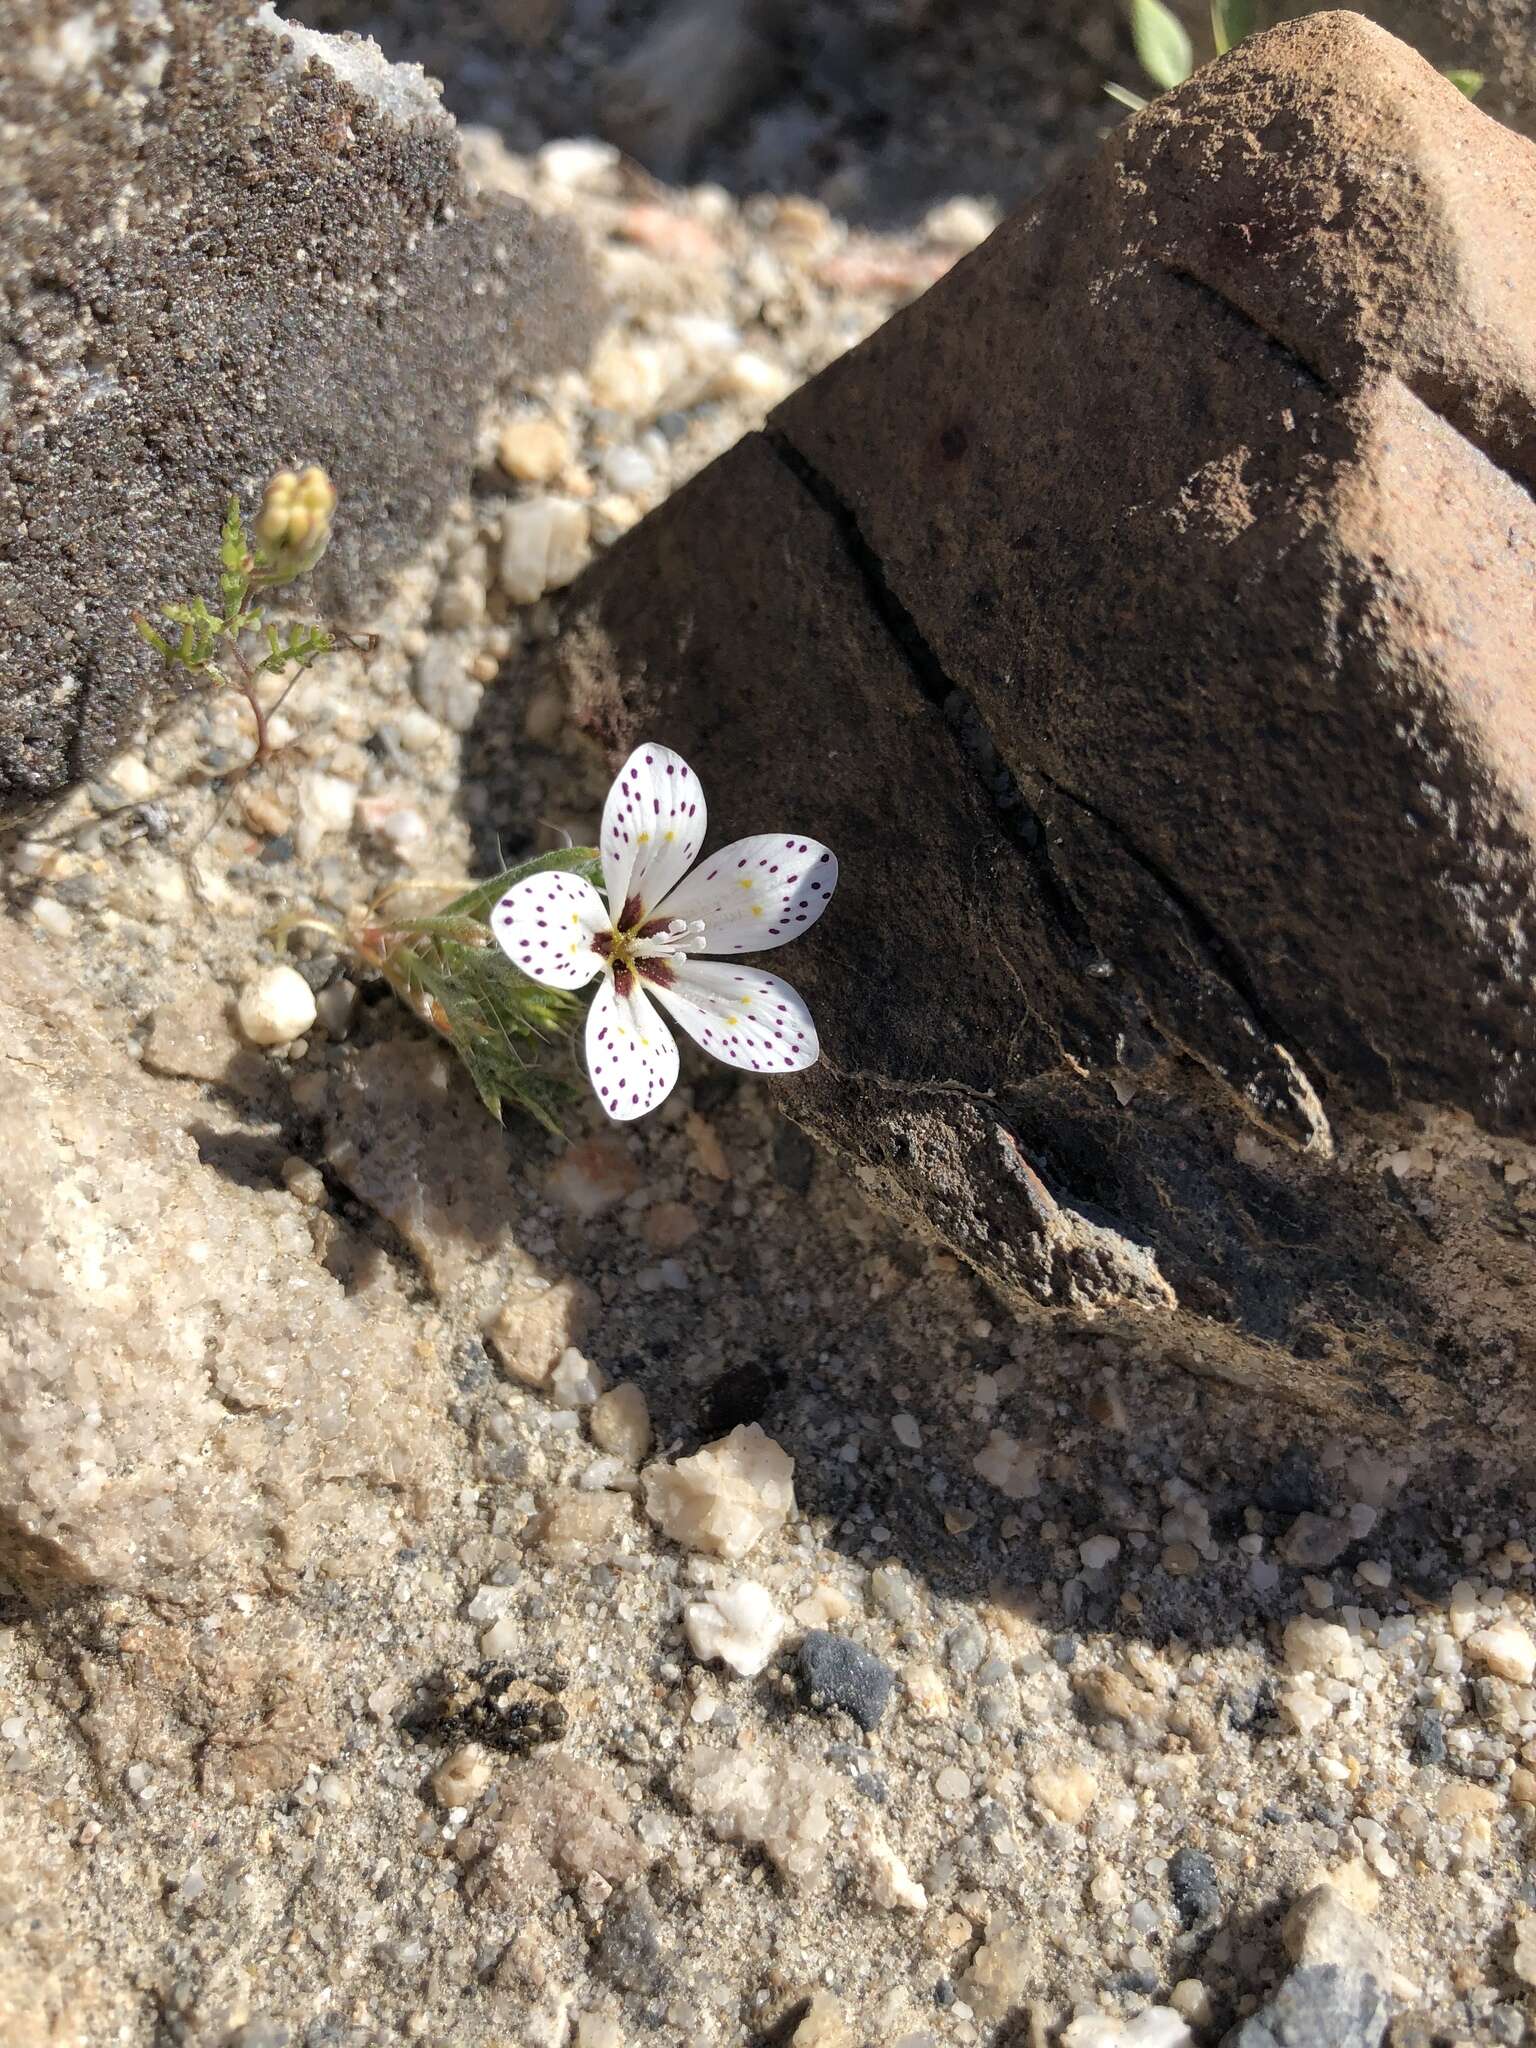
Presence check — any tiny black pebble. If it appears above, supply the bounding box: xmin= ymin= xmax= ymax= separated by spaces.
xmin=697 ymin=1359 xmax=776 ymax=1435
xmin=1111 ymin=1969 xmax=1161 ymax=1997
xmin=933 ymin=1980 xmax=956 ymax=2009
xmin=257 ymin=832 xmax=295 ymax=865
xmin=1226 ymin=1679 xmax=1280 ymax=1733
xmin=1168 ymin=1845 xmax=1222 ymax=1929
xmin=1254 ymin=1442 xmax=1322 ymax=1517
xmin=1410 ymin=1707 xmax=1448 ymax=1766
xmin=798 ymin=1633 xmax=896 ymax=1733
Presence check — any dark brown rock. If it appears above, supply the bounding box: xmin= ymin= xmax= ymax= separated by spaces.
xmin=0 ymin=1 xmax=599 ymax=826
xmin=1308 ymin=0 xmax=1536 ymax=143
xmin=554 ymin=15 xmax=1536 ymax=1433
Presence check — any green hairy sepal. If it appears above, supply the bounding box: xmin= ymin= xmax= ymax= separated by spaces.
xmin=350 ymin=848 xmax=605 ymax=1134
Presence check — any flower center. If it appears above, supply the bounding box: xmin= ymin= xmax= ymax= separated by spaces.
xmin=599 ymin=910 xmax=707 ymax=991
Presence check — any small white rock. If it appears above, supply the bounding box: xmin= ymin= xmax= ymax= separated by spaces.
xmin=501 ymin=497 xmax=591 ymax=604
xmin=1080 ymin=1534 xmax=1122 ymax=1571
xmin=536 ymin=137 xmax=619 ymax=189
xmin=642 ymin=1423 xmax=795 ymax=1559
xmin=550 ymin=1346 xmax=605 ymax=1409
xmin=480 ymin=1613 xmax=520 ymax=1660
xmin=684 ymin=1581 xmax=785 ymax=1677
xmin=588 ymin=334 xmax=673 ymax=417
xmin=922 ymin=195 xmax=998 ymax=250
xmin=1061 ymin=2012 xmax=1194 ymax=2048
xmin=1283 ymin=1615 xmax=1362 ymax=1681
xmin=601 ymin=444 xmax=657 ymax=494
xmin=30 ymin=896 xmax=73 ymax=937
xmin=589 ymin=1382 xmax=653 ymax=1464
xmin=1467 ymin=1616 xmax=1536 ymax=1685
xmin=714 ymin=348 xmax=791 ymax=406
xmin=300 ymin=769 xmax=357 ymax=836
xmin=432 ymin=1744 xmax=493 ymax=1809
xmin=1279 ymin=1684 xmax=1333 ymax=1736
xmin=236 ymin=964 xmax=317 ymax=1046
xmin=973 ymin=1429 xmax=1040 ymax=1500
xmin=104 ymin=751 xmax=157 ymax=800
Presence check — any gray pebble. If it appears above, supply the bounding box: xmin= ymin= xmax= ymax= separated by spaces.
xmin=1221 ymin=1965 xmax=1387 ymax=2048
xmin=945 ymin=1621 xmax=986 ymax=1675
xmin=798 ymin=1632 xmax=895 ymax=1732
xmin=1409 ymin=1708 xmax=1447 ymax=1766
xmin=1169 ymin=1845 xmax=1222 ymax=1929
xmin=592 ymin=1893 xmax=667 ymax=1994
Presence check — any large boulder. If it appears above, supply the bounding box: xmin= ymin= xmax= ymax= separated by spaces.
xmin=554 ymin=14 xmax=1536 ymax=1434
xmin=0 ymin=1 xmax=599 ymax=826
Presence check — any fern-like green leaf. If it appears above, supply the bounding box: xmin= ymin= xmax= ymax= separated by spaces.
xmin=133 ymin=613 xmax=172 ymax=660
xmin=1444 ymin=67 xmax=1484 ymax=97
xmin=220 ymin=497 xmax=247 ymax=574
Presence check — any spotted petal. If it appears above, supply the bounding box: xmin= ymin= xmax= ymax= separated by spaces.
xmin=490 ymin=870 xmax=607 ymax=989
xmin=587 ymin=970 xmax=681 ymax=1121
xmin=653 ymin=835 xmax=836 ymax=953
xmin=600 ymin=742 xmax=707 ymax=926
xmin=644 ymin=957 xmax=818 ymax=1074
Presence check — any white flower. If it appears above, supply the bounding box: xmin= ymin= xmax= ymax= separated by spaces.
xmin=492 ymin=743 xmax=837 ymax=1121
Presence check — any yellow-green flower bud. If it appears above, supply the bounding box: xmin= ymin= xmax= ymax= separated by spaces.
xmin=252 ymin=465 xmax=337 ymax=583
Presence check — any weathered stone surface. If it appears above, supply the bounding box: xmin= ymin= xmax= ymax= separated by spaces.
xmin=0 ymin=922 xmax=457 ymax=1600
xmin=0 ymin=0 xmax=598 ymax=825
xmin=1313 ymin=0 xmax=1536 ymax=142
xmin=555 ymin=16 xmax=1536 ymax=1430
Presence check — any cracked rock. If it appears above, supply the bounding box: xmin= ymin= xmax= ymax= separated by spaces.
xmin=553 ymin=15 xmax=1536 ymax=1434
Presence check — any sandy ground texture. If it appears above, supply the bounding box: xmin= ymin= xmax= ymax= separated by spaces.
xmin=4 ymin=128 xmax=1536 ymax=2048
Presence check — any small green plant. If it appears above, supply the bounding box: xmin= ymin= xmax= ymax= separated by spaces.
xmin=324 ymin=850 xmax=606 ymax=1134
xmin=273 ymin=850 xmax=603 ymax=1135
xmin=1106 ymin=0 xmax=1484 ymax=109
xmin=135 ymin=466 xmax=359 ymax=790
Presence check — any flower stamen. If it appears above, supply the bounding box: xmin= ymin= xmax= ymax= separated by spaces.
xmin=634 ymin=915 xmax=706 ymax=958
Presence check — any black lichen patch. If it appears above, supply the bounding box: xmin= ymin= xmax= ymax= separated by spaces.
xmin=403 ymin=1663 xmax=569 ymax=1755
